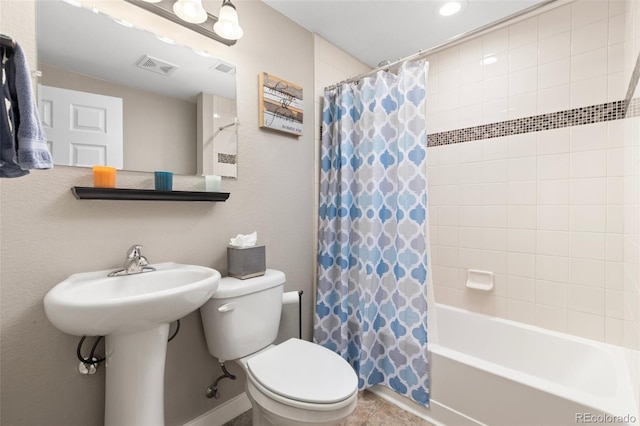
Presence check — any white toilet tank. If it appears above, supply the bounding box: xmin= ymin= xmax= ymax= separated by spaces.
xmin=200 ymin=269 xmax=286 ymax=361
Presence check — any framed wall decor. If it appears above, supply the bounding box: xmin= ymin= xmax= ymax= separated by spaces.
xmin=259 ymin=72 xmax=303 ymax=136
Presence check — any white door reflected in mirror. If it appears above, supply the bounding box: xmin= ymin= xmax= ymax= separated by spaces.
xmin=39 ymin=85 xmax=123 ymax=169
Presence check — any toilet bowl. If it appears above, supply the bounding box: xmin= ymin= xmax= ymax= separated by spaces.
xmin=239 ymin=339 xmax=358 ymax=425
xmin=199 ymin=270 xmax=359 ymax=425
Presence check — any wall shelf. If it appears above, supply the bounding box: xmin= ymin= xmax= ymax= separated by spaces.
xmin=71 ymin=187 xmax=230 ymax=202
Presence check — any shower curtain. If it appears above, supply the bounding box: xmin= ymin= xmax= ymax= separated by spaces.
xmin=314 ymin=61 xmax=430 ymax=406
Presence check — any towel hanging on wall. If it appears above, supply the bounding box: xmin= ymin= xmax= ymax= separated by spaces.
xmin=1 ymin=34 xmax=52 ymax=178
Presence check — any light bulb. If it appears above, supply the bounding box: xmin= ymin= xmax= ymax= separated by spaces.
xmin=173 ymin=0 xmax=207 ymax=24
xmin=213 ymin=0 xmax=243 ymax=40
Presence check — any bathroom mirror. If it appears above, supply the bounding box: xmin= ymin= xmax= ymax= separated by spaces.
xmin=36 ymin=0 xmax=238 ymax=176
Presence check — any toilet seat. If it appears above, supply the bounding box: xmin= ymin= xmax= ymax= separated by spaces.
xmin=246 ymin=338 xmax=358 ymax=407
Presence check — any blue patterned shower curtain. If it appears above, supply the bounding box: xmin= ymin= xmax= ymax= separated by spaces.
xmin=314 ymin=61 xmax=430 ymax=406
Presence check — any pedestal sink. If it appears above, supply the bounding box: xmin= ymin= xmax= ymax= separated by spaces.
xmin=44 ymin=262 xmax=221 ymax=426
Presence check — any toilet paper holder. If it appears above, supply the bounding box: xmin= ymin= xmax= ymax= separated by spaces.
xmin=283 ymin=290 xmax=304 ymax=339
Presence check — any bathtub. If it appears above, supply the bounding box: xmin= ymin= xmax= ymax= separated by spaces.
xmin=370 ymin=304 xmax=640 ymax=426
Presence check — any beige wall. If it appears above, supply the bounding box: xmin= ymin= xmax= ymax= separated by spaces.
xmin=40 ymin=64 xmax=197 ymax=175
xmin=0 ymin=1 xmax=314 ymax=425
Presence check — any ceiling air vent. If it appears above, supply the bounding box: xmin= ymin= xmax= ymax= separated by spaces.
xmin=210 ymin=60 xmax=236 ymax=75
xmin=136 ymin=55 xmax=178 ymax=76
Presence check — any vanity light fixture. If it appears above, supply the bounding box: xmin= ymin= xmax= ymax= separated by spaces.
xmin=213 ymin=0 xmax=243 ymax=40
xmin=173 ymin=0 xmax=207 ymax=24
xmin=124 ymin=0 xmax=238 ymax=46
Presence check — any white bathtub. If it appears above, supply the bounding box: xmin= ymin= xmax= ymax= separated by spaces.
xmin=370 ymin=304 xmax=640 ymax=426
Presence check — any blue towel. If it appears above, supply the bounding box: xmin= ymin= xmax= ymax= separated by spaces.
xmin=1 ymin=44 xmax=28 ymax=177
xmin=1 ymin=39 xmax=52 ymax=178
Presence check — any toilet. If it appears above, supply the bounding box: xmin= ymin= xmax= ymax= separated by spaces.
xmin=200 ymin=269 xmax=359 ymax=426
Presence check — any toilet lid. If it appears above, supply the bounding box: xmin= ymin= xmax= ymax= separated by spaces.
xmin=246 ymin=338 xmax=358 ymax=404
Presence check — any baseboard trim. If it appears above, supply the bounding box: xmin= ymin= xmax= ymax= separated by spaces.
xmin=183 ymin=392 xmax=251 ymax=426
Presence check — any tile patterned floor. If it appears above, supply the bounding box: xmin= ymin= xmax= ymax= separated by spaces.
xmin=223 ymin=390 xmax=435 ymax=426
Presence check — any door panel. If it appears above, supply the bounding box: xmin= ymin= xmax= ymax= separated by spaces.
xmin=38 ymin=85 xmax=123 ymax=168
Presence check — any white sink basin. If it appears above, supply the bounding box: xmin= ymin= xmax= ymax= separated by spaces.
xmin=44 ymin=261 xmax=220 ymax=425
xmin=44 ymin=262 xmax=221 ymax=336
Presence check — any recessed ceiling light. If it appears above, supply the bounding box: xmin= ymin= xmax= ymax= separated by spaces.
xmin=439 ymin=1 xmax=462 ymax=17
xmin=156 ymin=35 xmax=175 ymax=45
xmin=193 ymin=49 xmax=212 ymax=57
xmin=112 ymin=18 xmax=134 ymax=28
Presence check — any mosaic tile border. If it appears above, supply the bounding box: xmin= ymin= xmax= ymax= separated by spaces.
xmin=428 ymin=49 xmax=640 ymax=147
xmin=218 ymin=153 xmax=237 ymax=164
xmin=427 ymin=100 xmax=627 ymax=147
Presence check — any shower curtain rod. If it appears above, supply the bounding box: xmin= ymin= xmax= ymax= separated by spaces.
xmin=325 ymin=0 xmax=559 ymax=91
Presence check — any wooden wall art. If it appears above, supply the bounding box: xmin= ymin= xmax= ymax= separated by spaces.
xmin=259 ymin=72 xmax=303 ymax=136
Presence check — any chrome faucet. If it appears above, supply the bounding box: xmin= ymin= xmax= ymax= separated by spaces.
xmin=108 ymin=244 xmax=156 ymax=277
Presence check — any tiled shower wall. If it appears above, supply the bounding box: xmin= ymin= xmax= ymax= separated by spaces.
xmin=425 ymin=0 xmax=640 ymax=349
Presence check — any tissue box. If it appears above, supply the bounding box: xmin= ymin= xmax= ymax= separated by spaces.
xmin=227 ymin=245 xmax=266 ymax=279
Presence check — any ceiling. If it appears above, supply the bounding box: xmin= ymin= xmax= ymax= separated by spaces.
xmin=262 ymin=0 xmax=549 ymax=69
